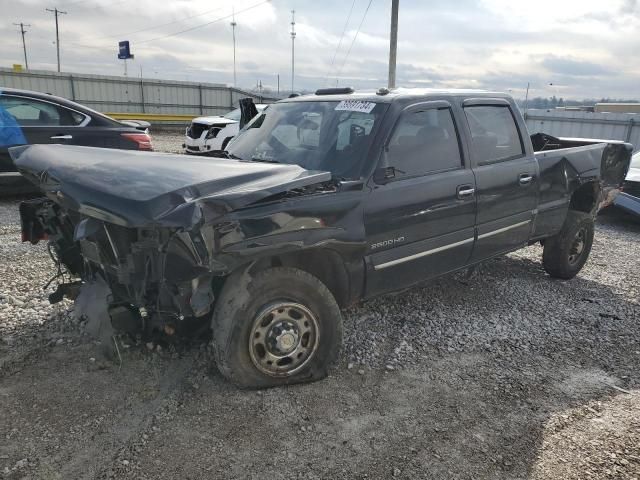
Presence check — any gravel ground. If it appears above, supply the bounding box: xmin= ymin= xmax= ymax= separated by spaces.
xmin=150 ymin=128 xmax=186 ymax=154
xmin=1 ymin=133 xmax=639 ymax=479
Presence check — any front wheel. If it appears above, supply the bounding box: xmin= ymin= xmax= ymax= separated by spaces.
xmin=211 ymin=267 xmax=343 ymax=388
xmin=542 ymin=211 xmax=595 ymax=279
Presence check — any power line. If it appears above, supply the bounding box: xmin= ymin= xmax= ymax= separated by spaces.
xmin=91 ymin=4 xmax=228 ymax=41
xmin=68 ymin=1 xmax=270 ymax=55
xmin=325 ymin=0 xmax=356 ymax=85
xmin=46 ymin=7 xmax=67 ymax=72
xmin=135 ymin=0 xmax=271 ymax=45
xmin=13 ymin=22 xmax=31 ymax=70
xmin=335 ymin=0 xmax=374 ymax=82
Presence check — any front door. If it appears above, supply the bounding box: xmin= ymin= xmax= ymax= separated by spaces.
xmin=462 ymin=100 xmax=538 ymax=261
xmin=364 ymin=101 xmax=476 ymax=296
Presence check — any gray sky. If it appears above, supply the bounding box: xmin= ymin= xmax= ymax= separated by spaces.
xmin=2 ymin=0 xmax=639 ymax=99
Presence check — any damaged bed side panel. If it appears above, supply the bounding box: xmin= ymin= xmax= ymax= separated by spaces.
xmin=531 ymin=139 xmax=632 ymax=238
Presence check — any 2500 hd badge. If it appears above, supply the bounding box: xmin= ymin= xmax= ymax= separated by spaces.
xmin=370 ymin=236 xmax=406 ymax=250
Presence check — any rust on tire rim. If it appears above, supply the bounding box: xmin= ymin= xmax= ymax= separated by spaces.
xmin=249 ymin=302 xmax=319 ymax=377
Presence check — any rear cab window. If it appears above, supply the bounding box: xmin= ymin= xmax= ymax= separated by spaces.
xmin=464 ymin=105 xmax=524 ymax=164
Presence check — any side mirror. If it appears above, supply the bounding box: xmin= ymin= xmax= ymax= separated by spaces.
xmin=373 ymin=166 xmax=397 ymax=184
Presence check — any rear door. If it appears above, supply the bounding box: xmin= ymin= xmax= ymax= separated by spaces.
xmin=462 ymin=99 xmax=538 ymax=262
xmin=364 ymin=101 xmax=476 ymax=296
xmin=0 ymin=94 xmax=80 ymax=149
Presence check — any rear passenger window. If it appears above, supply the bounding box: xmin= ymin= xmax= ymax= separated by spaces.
xmin=0 ymin=96 xmax=61 ymax=126
xmin=0 ymin=95 xmax=86 ymax=127
xmin=384 ymin=108 xmax=462 ymax=178
xmin=464 ymin=106 xmax=524 ymax=164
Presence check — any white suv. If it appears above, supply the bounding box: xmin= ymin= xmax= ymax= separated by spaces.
xmin=183 ymin=105 xmax=267 ymax=155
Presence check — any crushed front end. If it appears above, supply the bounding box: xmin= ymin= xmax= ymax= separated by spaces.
xmin=21 ymin=197 xmax=219 ymax=338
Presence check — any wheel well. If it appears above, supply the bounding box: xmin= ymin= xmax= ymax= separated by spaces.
xmin=246 ymin=249 xmax=351 ymax=307
xmin=569 ymin=182 xmax=600 ymax=214
xmin=220 ymin=136 xmax=234 ymax=150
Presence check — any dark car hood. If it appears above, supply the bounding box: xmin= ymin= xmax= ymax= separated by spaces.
xmin=10 ymin=144 xmax=332 ymax=228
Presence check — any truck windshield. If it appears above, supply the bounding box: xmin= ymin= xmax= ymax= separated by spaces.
xmin=226 ymin=101 xmax=388 ymax=179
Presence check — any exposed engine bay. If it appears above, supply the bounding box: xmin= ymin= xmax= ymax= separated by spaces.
xmin=21 ymin=198 xmax=220 ymax=339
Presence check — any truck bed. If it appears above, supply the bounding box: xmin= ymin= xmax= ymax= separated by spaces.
xmin=531 ymin=132 xmax=631 ymax=188
xmin=529 ymin=132 xmax=632 ymax=239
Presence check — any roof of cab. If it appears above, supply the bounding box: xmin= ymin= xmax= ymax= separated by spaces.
xmin=279 ymin=87 xmax=513 ymax=104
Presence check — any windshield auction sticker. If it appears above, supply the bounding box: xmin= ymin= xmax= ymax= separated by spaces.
xmin=334 ymin=100 xmax=376 ymax=114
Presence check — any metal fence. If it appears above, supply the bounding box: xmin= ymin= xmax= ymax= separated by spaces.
xmin=525 ymin=109 xmax=639 ymax=152
xmin=0 ymin=67 xmax=278 ymax=117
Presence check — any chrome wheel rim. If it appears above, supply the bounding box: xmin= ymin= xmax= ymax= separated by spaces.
xmin=568 ymin=228 xmax=586 ymax=265
xmin=249 ymin=302 xmax=319 ymax=377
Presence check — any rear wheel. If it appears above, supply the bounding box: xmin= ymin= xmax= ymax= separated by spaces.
xmin=211 ymin=267 xmax=342 ymax=388
xmin=542 ymin=211 xmax=594 ymax=279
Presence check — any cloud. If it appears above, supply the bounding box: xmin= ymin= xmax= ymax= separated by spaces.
xmin=540 ymin=56 xmax=613 ymax=77
xmin=0 ymin=0 xmax=638 ymax=99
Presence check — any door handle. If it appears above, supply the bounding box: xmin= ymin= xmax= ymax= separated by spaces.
xmin=457 ymin=185 xmax=475 ymax=199
xmin=51 ymin=135 xmax=73 ymax=140
xmin=519 ymin=174 xmax=533 ymax=185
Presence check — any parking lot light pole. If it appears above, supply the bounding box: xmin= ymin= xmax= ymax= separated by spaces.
xmin=231 ymin=9 xmax=237 ymax=87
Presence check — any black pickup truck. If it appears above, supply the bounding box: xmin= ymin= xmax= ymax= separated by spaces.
xmin=13 ymin=88 xmax=632 ymax=388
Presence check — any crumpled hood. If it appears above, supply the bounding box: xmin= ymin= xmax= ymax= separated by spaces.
xmin=10 ymin=144 xmax=331 ymax=228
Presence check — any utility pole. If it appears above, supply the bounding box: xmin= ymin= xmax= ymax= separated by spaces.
xmin=388 ymin=0 xmax=399 ymax=89
xmin=13 ymin=22 xmax=30 ymax=70
xmin=277 ymin=73 xmax=280 ymax=95
xmin=230 ymin=8 xmax=237 ymax=87
xmin=290 ymin=10 xmax=296 ymax=93
xmin=46 ymin=7 xmax=67 ymax=72
xmin=524 ymin=82 xmax=530 ymax=116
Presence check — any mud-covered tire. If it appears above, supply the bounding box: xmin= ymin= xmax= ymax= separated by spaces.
xmin=211 ymin=267 xmax=343 ymax=388
xmin=542 ymin=211 xmax=595 ymax=279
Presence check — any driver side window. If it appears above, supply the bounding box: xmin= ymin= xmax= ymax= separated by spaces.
xmin=384 ymin=107 xmax=463 ymax=178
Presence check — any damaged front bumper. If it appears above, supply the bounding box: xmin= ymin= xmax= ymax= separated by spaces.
xmin=21 ymin=197 xmax=221 ymax=336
